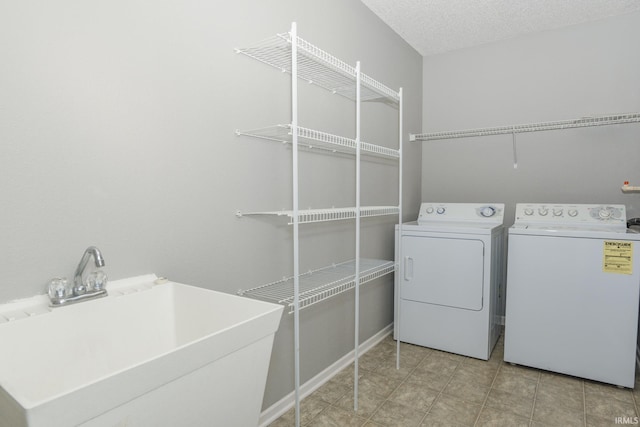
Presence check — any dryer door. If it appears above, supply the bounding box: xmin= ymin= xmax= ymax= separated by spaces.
xmin=401 ymin=235 xmax=484 ymax=310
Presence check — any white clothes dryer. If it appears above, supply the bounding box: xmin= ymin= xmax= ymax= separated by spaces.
xmin=504 ymin=203 xmax=640 ymax=388
xmin=395 ymin=202 xmax=506 ymax=360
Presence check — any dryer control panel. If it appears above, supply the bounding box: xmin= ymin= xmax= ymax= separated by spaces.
xmin=514 ymin=203 xmax=627 ymax=231
xmin=418 ymin=203 xmax=505 ymax=225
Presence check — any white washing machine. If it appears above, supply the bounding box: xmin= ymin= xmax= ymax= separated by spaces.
xmin=504 ymin=203 xmax=640 ymax=388
xmin=395 ymin=202 xmax=506 ymax=360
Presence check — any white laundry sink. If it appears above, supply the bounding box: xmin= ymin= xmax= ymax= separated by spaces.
xmin=0 ymin=274 xmax=283 ymax=427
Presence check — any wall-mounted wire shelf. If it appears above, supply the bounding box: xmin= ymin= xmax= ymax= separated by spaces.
xmin=235 ymin=32 xmax=400 ymax=104
xmin=238 ymin=258 xmax=395 ymax=313
xmin=236 ymin=124 xmax=400 ymax=159
xmin=236 ymin=206 xmax=399 ymax=225
xmin=410 ymin=112 xmax=640 ymax=142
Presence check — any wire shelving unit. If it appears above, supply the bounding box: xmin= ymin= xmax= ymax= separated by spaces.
xmin=235 ymin=32 xmax=400 ymax=103
xmin=410 ymin=112 xmax=640 ymax=142
xmin=236 ymin=206 xmax=399 ymax=224
xmin=236 ymin=125 xmax=400 ymax=158
xmin=239 ymin=259 xmax=395 ymax=313
xmin=235 ymin=22 xmax=402 ymax=427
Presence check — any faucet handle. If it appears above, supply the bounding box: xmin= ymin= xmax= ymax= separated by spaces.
xmin=48 ymin=278 xmax=70 ymax=300
xmin=86 ymin=269 xmax=108 ymax=292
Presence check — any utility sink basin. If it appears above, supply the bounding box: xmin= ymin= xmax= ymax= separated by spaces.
xmin=0 ymin=274 xmax=283 ymax=427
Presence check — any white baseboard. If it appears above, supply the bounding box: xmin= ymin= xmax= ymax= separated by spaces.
xmin=258 ymin=324 xmax=393 ymax=427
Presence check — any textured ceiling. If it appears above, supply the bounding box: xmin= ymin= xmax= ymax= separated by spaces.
xmin=361 ymin=0 xmax=640 ymax=56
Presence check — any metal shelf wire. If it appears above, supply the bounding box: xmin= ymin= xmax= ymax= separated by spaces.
xmin=236 ymin=206 xmax=399 ymax=224
xmin=235 ymin=32 xmax=400 ymax=103
xmin=238 ymin=258 xmax=395 ymax=313
xmin=236 ymin=124 xmax=400 ymax=159
xmin=410 ymin=112 xmax=640 ymax=142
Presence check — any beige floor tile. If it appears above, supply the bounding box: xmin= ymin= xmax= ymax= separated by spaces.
xmin=415 ymin=353 xmax=461 ymax=377
xmin=539 ymin=371 xmax=583 ymax=393
xmin=399 ymin=342 xmax=434 ymax=357
xmin=373 ymin=356 xmax=415 ymax=381
xmin=585 ymin=392 xmax=637 ymax=420
xmin=461 ymin=355 xmax=502 ymax=373
xmin=532 ymin=399 xmax=586 ymax=426
xmin=586 ymin=413 xmax=631 ymax=427
xmin=424 ymin=394 xmax=482 ymax=426
xmin=453 ymin=362 xmax=499 ymax=386
xmin=499 ymin=362 xmax=541 ymax=382
xmin=484 ymin=387 xmax=535 ymax=419
xmin=408 ymin=366 xmax=454 ymax=392
xmin=269 ymin=334 xmax=640 ymax=426
xmin=584 ymin=380 xmax=634 ymax=404
xmin=430 ymin=349 xmax=467 ymax=362
xmin=268 ymin=396 xmax=329 ymax=426
xmin=391 ymin=347 xmax=428 ymax=369
xmin=311 ymin=376 xmax=352 ymax=404
xmin=475 ymin=407 xmax=530 ymax=427
xmin=358 ymin=370 xmax=403 ymax=398
xmin=370 ymin=399 xmax=427 ymax=426
xmin=442 ymin=373 xmax=491 ymax=405
xmin=306 ymin=405 xmax=367 ymax=427
xmin=335 ymin=389 xmax=387 ymax=419
xmin=535 ymin=378 xmax=584 ymax=412
xmin=492 ymin=369 xmax=538 ymax=400
xmin=359 ymin=351 xmax=387 ymax=372
xmin=387 ymin=378 xmax=439 ymax=411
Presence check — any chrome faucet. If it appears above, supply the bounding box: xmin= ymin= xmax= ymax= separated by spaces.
xmin=73 ymin=246 xmax=105 ymax=294
xmin=48 ymin=246 xmax=108 ymax=307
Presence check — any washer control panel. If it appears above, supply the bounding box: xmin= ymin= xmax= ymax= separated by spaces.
xmin=418 ymin=203 xmax=505 ymax=224
xmin=514 ymin=203 xmax=627 ymax=230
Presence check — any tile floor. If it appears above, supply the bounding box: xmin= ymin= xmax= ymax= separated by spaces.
xmin=269 ymin=333 xmax=640 ymax=426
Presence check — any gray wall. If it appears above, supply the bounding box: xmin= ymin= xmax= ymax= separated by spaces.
xmin=0 ymin=0 xmax=422 ymax=409
xmin=421 ymin=11 xmax=640 ymax=224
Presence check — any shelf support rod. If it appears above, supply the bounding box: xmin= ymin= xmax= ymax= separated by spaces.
xmin=290 ymin=21 xmax=301 ymax=427
xmin=512 ymin=127 xmax=518 ymax=169
xmin=354 ymin=60 xmax=362 ymax=412
xmin=396 ymin=87 xmax=403 ymax=370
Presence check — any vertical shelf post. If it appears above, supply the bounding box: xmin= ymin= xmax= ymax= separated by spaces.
xmin=354 ymin=61 xmax=362 ymax=411
xmin=396 ymin=87 xmax=403 ymax=369
xmin=290 ymin=22 xmax=301 ymax=427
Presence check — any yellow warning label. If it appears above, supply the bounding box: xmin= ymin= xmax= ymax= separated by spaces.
xmin=603 ymin=241 xmax=633 ymax=274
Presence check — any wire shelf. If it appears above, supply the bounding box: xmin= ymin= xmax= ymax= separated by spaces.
xmin=410 ymin=112 xmax=640 ymax=142
xmin=236 ymin=124 xmax=400 ymax=159
xmin=236 ymin=206 xmax=399 ymax=224
xmin=238 ymin=258 xmax=395 ymax=313
xmin=235 ymin=32 xmax=400 ymax=103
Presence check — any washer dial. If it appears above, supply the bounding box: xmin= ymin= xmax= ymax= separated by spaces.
xmin=598 ymin=208 xmax=611 ymax=219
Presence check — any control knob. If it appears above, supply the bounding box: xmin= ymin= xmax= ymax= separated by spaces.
xmin=568 ymin=209 xmax=578 ymax=217
xmin=480 ymin=206 xmax=495 ymax=217
xmin=524 ymin=208 xmax=534 ymax=216
xmin=425 ymin=207 xmax=434 ymax=214
xmin=538 ymin=207 xmax=548 ymax=216
xmin=553 ymin=208 xmax=563 ymax=217
xmin=436 ymin=207 xmax=446 ymax=214
xmin=598 ymin=208 xmax=611 ymax=219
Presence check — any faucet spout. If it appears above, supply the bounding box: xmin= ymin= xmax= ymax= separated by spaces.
xmin=74 ymin=246 xmax=105 ymax=291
